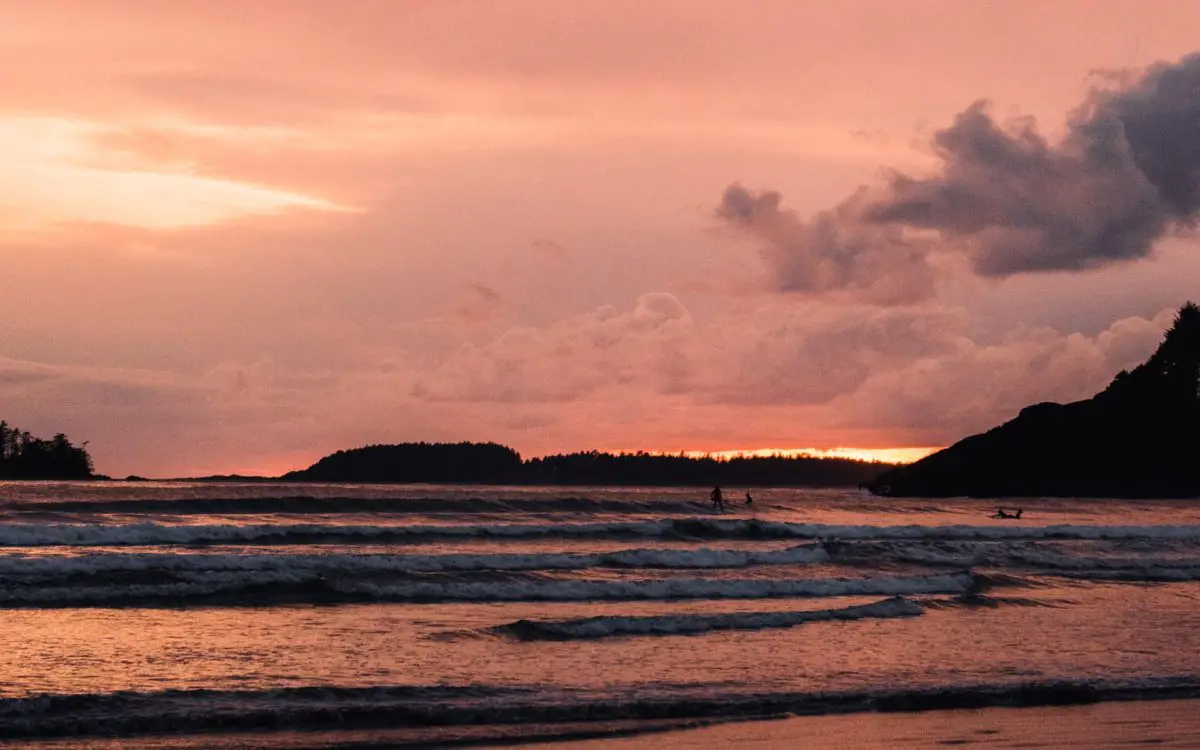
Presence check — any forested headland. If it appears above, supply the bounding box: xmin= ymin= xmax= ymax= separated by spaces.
xmin=0 ymin=422 xmax=94 ymax=479
xmin=281 ymin=442 xmax=892 ymax=486
xmin=868 ymin=302 xmax=1200 ymax=498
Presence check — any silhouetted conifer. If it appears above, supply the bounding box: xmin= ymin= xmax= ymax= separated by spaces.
xmin=0 ymin=422 xmax=93 ymax=479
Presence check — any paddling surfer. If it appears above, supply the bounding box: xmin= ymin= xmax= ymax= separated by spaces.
xmin=992 ymin=507 xmax=1025 ymax=519
xmin=710 ymin=485 xmax=725 ymax=512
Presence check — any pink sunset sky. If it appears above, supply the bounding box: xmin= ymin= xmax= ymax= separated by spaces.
xmin=2 ymin=1 xmax=1199 ymax=477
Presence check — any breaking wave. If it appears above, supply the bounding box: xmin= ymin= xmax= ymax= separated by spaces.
xmin=1055 ymin=568 xmax=1200 ymax=582
xmin=0 ymin=543 xmax=828 ymax=579
xmin=0 ymin=571 xmax=976 ymax=608
xmin=920 ymin=593 xmax=1064 ymax=610
xmin=4 ymin=519 xmax=1200 ymax=548
xmin=832 ymin=539 xmax=1200 ymax=583
xmin=498 ymin=595 xmax=924 ymax=639
xmin=3 ymin=495 xmax=703 ymax=516
xmin=2 ymin=677 xmax=1199 ymax=740
xmin=845 ymin=539 xmax=1200 ymax=569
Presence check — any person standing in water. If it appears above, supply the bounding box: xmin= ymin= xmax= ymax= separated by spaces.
xmin=710 ymin=485 xmax=725 ymax=512
xmin=744 ymin=492 xmax=754 ymax=506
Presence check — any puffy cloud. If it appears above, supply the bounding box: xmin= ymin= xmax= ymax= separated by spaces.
xmin=870 ymin=54 xmax=1200 ymax=275
xmin=720 ymin=53 xmax=1200 ymax=299
xmin=835 ymin=308 xmax=1176 ymax=442
xmin=697 ymin=302 xmax=966 ymax=405
xmin=404 ymin=292 xmax=1183 ymax=458
xmin=0 ymin=296 xmax=1179 ymax=476
xmin=412 ymin=294 xmax=965 ymax=407
xmin=717 ymin=184 xmax=939 ymax=304
xmin=412 ymin=292 xmax=694 ymax=403
xmin=406 ymin=290 xmax=1175 ymax=449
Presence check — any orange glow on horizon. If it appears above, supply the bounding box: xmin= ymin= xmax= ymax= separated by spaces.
xmin=600 ymin=447 xmax=941 ymax=465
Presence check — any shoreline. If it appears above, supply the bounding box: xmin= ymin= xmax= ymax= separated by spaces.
xmin=518 ymin=697 xmax=1200 ymax=749
xmin=17 ymin=698 xmax=1198 ymax=749
xmin=7 ymin=680 xmax=1200 ymax=746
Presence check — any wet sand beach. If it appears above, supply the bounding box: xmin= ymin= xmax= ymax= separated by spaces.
xmin=532 ymin=698 xmax=1200 ymax=749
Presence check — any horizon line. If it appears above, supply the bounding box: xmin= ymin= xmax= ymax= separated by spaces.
xmin=125 ymin=444 xmax=942 ymax=480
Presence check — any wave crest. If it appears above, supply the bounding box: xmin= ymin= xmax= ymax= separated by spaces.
xmin=3 ymin=677 xmax=1199 ymax=740
xmin=498 ymin=596 xmax=924 ymax=640
xmin=4 ymin=519 xmax=1200 ymax=548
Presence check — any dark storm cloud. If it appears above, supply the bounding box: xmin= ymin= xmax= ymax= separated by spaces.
xmin=721 ymin=53 xmax=1200 ymax=297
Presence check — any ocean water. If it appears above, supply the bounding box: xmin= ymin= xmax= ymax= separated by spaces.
xmin=2 ymin=481 xmax=1200 ymax=748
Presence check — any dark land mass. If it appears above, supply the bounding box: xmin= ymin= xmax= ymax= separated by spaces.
xmin=0 ymin=421 xmax=93 ymax=479
xmin=165 ymin=474 xmax=278 ymax=483
xmin=868 ymin=302 xmax=1200 ymax=499
xmin=280 ymin=442 xmax=893 ymax=487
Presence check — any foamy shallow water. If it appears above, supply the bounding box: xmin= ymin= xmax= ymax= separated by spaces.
xmin=1 ymin=481 xmax=1199 ymax=745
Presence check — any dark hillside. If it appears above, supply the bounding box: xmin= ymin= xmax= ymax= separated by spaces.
xmin=868 ymin=303 xmax=1200 ymax=498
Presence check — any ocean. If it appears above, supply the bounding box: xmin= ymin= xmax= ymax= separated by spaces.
xmin=2 ymin=481 xmax=1199 ymax=748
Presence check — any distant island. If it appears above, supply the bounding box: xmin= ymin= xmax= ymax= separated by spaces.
xmin=868 ymin=302 xmax=1200 ymax=498
xmin=0 ymin=421 xmax=93 ymax=479
xmin=280 ymin=442 xmax=893 ymax=487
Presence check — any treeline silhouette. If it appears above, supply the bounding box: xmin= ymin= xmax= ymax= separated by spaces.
xmin=524 ymin=451 xmax=889 ymax=486
xmin=0 ymin=421 xmax=94 ymax=479
xmin=282 ymin=442 xmax=892 ymax=486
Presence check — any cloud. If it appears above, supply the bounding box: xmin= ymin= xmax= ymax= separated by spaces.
xmin=0 ymin=293 xmax=1177 ymax=477
xmin=717 ymin=183 xmax=939 ymax=304
xmin=0 ymin=117 xmax=345 ymax=231
xmin=835 ymin=308 xmax=1176 ymax=442
xmin=870 ymin=54 xmax=1200 ymax=275
xmin=720 ymin=53 xmax=1200 ymax=299
xmin=5 ymin=4 xmax=1197 ymax=476
xmin=412 ymin=292 xmax=694 ymax=403
xmin=697 ymin=302 xmax=966 ymax=405
xmin=403 ymin=293 xmax=1177 ymax=453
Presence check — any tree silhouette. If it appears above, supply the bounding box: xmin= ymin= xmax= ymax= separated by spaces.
xmin=0 ymin=422 xmax=93 ymax=479
xmin=1101 ymin=302 xmax=1200 ymax=408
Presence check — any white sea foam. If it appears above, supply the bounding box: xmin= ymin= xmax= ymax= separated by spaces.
xmin=853 ymin=539 xmax=1200 ymax=572
xmin=326 ymin=571 xmax=975 ymax=603
xmin=0 ymin=520 xmax=667 ymax=547
xmin=1057 ymin=568 xmax=1200 ymax=582
xmin=3 ymin=519 xmax=1200 ymax=547
xmin=502 ymin=595 xmax=924 ymax=639
xmin=0 ymin=543 xmax=828 ymax=579
xmin=3 ymin=677 xmax=1200 ymax=739
xmin=599 ymin=544 xmax=828 ymax=568
xmin=0 ymin=571 xmax=975 ymax=606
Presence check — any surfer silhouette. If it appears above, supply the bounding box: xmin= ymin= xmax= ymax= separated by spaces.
xmin=745 ymin=492 xmax=754 ymax=506
xmin=710 ymin=485 xmax=725 ymax=512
